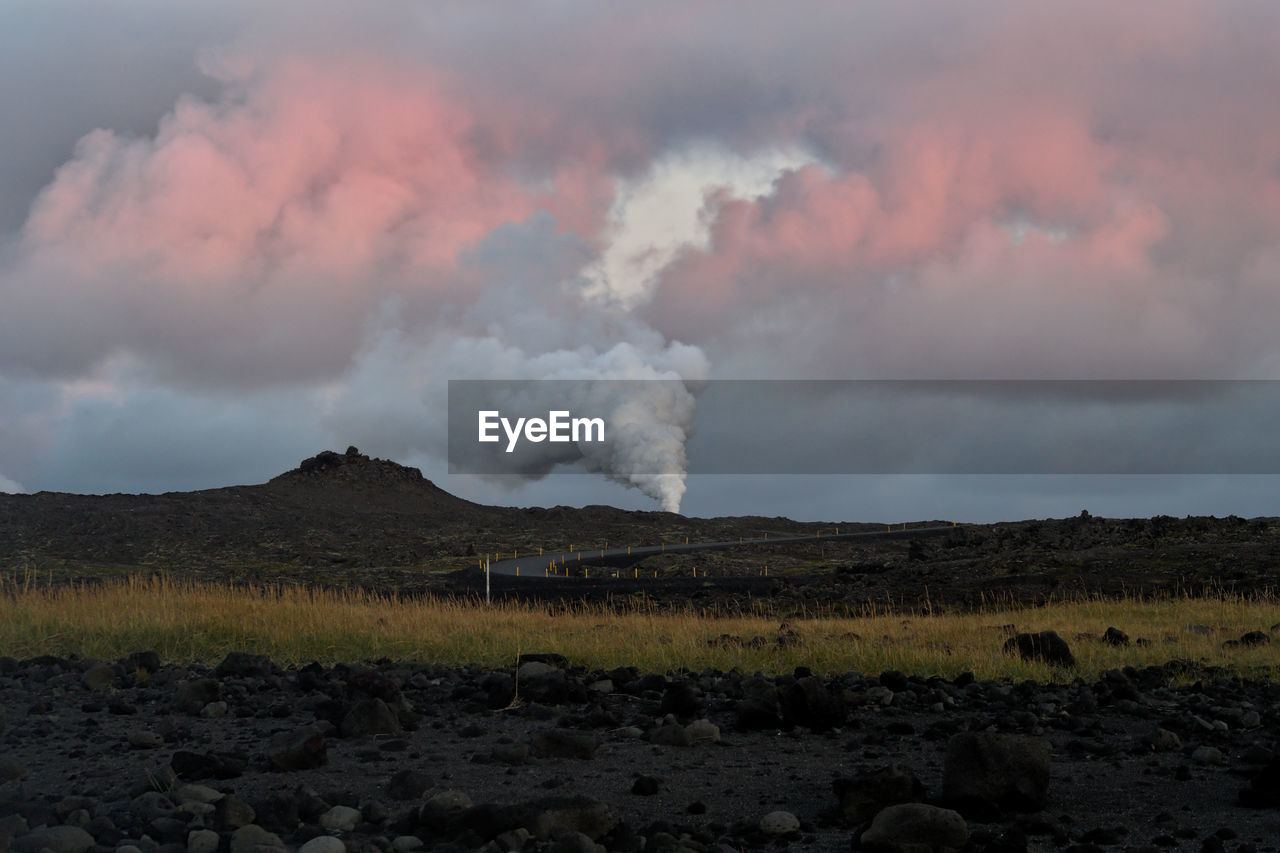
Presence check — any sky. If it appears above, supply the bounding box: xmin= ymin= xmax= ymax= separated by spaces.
xmin=1 ymin=1 xmax=1279 ymax=521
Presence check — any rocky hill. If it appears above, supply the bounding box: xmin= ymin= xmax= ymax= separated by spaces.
xmin=0 ymin=448 xmax=829 ymax=583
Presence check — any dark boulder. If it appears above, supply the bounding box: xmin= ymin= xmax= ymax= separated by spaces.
xmin=1003 ymin=631 xmax=1075 ymax=668
xmin=1101 ymin=627 xmax=1130 ymax=646
xmin=942 ymin=732 xmax=1051 ymax=818
xmin=833 ymin=763 xmax=926 ymax=825
xmin=782 ymin=676 xmax=844 ymax=732
xmin=215 ymin=652 xmax=279 ymax=679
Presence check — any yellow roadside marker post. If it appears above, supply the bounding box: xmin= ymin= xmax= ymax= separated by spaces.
xmin=516 ymin=566 xmax=519 ymax=576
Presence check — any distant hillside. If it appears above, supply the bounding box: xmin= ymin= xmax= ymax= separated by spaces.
xmin=0 ymin=447 xmax=834 ymax=577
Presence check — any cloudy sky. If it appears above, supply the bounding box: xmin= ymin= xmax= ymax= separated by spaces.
xmin=2 ymin=1 xmax=1278 ymax=521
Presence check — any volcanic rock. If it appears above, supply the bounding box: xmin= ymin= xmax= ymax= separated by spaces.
xmin=216 ymin=652 xmax=279 ymax=679
xmin=532 ymin=729 xmax=601 ymax=759
xmin=860 ymin=804 xmax=967 ymax=853
xmin=229 ymin=824 xmax=285 ymax=853
xmin=759 ymin=810 xmax=799 ymax=836
xmin=10 ymin=825 xmax=95 ymax=853
xmin=341 ymin=698 xmax=402 ymax=738
xmin=834 ymin=764 xmax=926 ymax=825
xmin=1102 ymin=627 xmax=1130 ymax=646
xmin=1003 ymin=631 xmax=1076 ymax=667
xmin=942 ymin=732 xmax=1051 ymax=817
xmin=268 ymin=726 xmax=328 ymax=771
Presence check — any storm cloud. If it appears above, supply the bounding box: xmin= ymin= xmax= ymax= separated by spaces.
xmin=1 ymin=1 xmax=1278 ymax=518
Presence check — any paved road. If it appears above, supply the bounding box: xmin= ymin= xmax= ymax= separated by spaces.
xmin=483 ymin=524 xmax=962 ymax=577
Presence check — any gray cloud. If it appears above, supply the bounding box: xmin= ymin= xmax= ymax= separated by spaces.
xmin=1 ymin=1 xmax=1278 ymax=520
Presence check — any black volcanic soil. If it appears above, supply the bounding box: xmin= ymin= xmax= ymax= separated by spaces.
xmin=3 ymin=449 xmax=1278 ymax=612
xmin=4 ymin=652 xmax=1280 ymax=853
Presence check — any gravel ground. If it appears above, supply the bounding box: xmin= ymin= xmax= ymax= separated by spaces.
xmin=3 ymin=647 xmax=1280 ymax=853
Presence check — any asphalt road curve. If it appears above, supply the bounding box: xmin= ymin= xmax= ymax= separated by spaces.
xmin=484 ymin=524 xmax=962 ymax=577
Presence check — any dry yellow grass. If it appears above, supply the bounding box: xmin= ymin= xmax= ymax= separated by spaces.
xmin=1 ymin=576 xmax=1277 ymax=680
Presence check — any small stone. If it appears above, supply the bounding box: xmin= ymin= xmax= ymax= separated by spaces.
xmin=186 ymin=829 xmax=219 ymax=853
xmin=131 ymin=792 xmax=175 ymax=822
xmin=1192 ymin=746 xmax=1224 ymax=765
xmin=229 ymin=825 xmax=285 ymax=853
xmin=834 ymin=764 xmax=926 ymax=825
xmin=175 ymin=785 xmax=224 ymax=806
xmin=491 ymin=744 xmax=531 ymax=764
xmin=861 ymin=803 xmax=968 ymax=853
xmin=385 ymin=769 xmax=431 ymax=801
xmin=518 ymin=661 xmax=558 ymax=679
xmin=173 ymin=679 xmax=220 ymax=714
xmin=341 ymin=698 xmax=402 ymax=738
xmin=128 ymin=731 xmax=165 ymax=750
xmin=298 ymin=837 xmax=347 ymax=853
xmin=424 ymin=790 xmax=473 ymax=817
xmin=631 ymin=776 xmax=660 ymax=796
xmin=215 ymin=652 xmax=278 ymax=679
xmin=267 ymin=726 xmax=327 ymax=771
xmin=649 ymin=723 xmax=692 ymax=747
xmin=531 ymin=729 xmax=601 ymax=759
xmin=199 ymin=701 xmax=228 ymax=719
xmin=391 ymin=837 xmax=424 ymax=852
xmin=546 ymin=831 xmax=601 ymax=853
xmin=82 ymin=663 xmax=117 ymax=691
xmin=214 ymin=795 xmax=256 ymax=830
xmin=1102 ymin=627 xmax=1130 ymax=647
xmin=759 ymin=811 xmax=799 ymax=836
xmin=11 ymin=826 xmax=95 ymax=853
xmin=685 ymin=719 xmax=720 ymax=743
xmin=171 ymin=750 xmax=244 ymax=781
xmin=319 ymin=806 xmax=362 ymax=832
xmin=516 ymin=797 xmax=614 ymax=841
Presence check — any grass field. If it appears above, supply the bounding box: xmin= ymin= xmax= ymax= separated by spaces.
xmin=2 ymin=576 xmax=1277 ymax=681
